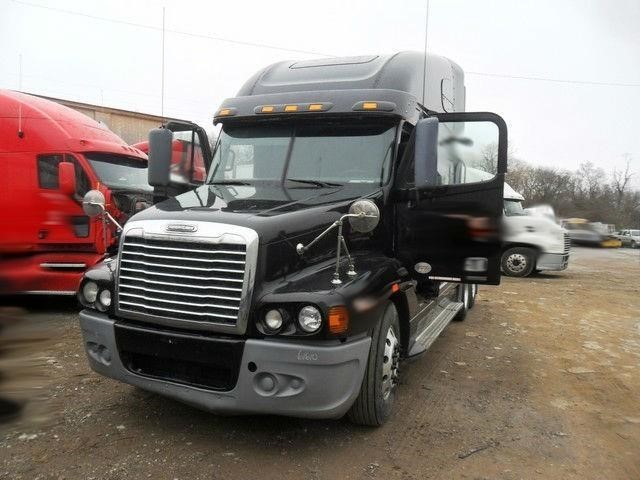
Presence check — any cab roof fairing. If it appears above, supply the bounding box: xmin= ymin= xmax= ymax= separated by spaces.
xmin=0 ymin=89 xmax=147 ymax=160
xmin=234 ymin=51 xmax=465 ymax=114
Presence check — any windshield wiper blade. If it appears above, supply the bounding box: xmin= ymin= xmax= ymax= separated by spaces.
xmin=286 ymin=178 xmax=343 ymax=188
xmin=208 ymin=180 xmax=250 ymax=186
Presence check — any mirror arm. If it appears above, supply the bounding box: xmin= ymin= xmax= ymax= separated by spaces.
xmin=86 ymin=202 xmax=123 ymax=231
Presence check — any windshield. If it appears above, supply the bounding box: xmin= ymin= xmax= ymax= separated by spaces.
xmin=630 ymin=230 xmax=640 ymax=236
xmin=86 ymin=153 xmax=152 ymax=191
xmin=504 ymin=199 xmax=526 ymax=216
xmin=208 ymin=121 xmax=396 ymax=186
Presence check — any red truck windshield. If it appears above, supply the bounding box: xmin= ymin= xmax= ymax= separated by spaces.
xmin=86 ymin=153 xmax=152 ymax=192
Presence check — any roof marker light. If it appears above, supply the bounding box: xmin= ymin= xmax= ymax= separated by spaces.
xmin=362 ymin=102 xmax=378 ymax=110
xmin=308 ymin=104 xmax=323 ymax=111
xmin=284 ymin=105 xmax=299 ymax=112
xmin=261 ymin=105 xmax=275 ymax=113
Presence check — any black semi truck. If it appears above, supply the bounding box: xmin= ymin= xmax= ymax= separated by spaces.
xmin=77 ymin=52 xmax=507 ymax=426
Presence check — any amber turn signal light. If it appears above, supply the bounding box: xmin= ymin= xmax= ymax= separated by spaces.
xmin=328 ymin=306 xmax=349 ymax=334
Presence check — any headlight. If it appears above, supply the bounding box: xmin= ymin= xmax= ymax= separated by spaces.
xmin=82 ymin=281 xmax=99 ymax=304
xmin=298 ymin=305 xmax=322 ymax=333
xmin=96 ymin=289 xmax=112 ymax=312
xmin=264 ymin=309 xmax=283 ymax=331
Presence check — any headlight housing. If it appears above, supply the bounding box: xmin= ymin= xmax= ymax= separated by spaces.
xmin=263 ymin=309 xmax=284 ymax=332
xmin=298 ymin=305 xmax=322 ymax=333
xmin=96 ymin=289 xmax=112 ymax=312
xmin=81 ymin=281 xmax=99 ymax=304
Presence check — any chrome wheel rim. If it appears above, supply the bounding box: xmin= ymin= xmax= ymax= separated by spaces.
xmin=381 ymin=326 xmax=400 ymax=400
xmin=506 ymin=253 xmax=527 ymax=273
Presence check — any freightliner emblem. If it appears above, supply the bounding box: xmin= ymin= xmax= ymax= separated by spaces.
xmin=165 ymin=223 xmax=198 ymax=233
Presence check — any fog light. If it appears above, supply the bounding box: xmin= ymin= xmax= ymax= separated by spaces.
xmin=264 ymin=309 xmax=283 ymax=331
xmin=298 ymin=305 xmax=322 ymax=333
xmin=97 ymin=289 xmax=112 ymax=311
xmin=82 ymin=281 xmax=98 ymax=304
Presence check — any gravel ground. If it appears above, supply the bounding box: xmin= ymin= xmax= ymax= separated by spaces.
xmin=1 ymin=246 xmax=639 ymax=479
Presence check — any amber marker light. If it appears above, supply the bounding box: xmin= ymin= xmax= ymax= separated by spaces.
xmin=308 ymin=104 xmax=323 ymax=111
xmin=261 ymin=105 xmax=275 ymax=113
xmin=328 ymin=306 xmax=349 ymax=334
xmin=218 ymin=108 xmax=232 ymax=116
xmin=284 ymin=105 xmax=299 ymax=112
xmin=362 ymin=101 xmax=378 ymax=110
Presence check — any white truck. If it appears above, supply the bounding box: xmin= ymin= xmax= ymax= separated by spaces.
xmin=501 ymin=184 xmax=570 ymax=276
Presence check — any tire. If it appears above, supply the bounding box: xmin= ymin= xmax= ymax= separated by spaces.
xmin=501 ymin=247 xmax=535 ymax=277
xmin=632 ymin=240 xmax=638 ymax=249
xmin=454 ymin=284 xmax=471 ymax=321
xmin=348 ymin=303 xmax=401 ymax=426
xmin=468 ymin=284 xmax=477 ymax=309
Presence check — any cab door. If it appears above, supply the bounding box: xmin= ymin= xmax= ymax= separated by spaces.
xmin=394 ymin=112 xmax=507 ymax=285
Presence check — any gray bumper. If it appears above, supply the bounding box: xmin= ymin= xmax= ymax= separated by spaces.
xmin=536 ymin=252 xmax=570 ymax=271
xmin=79 ymin=310 xmax=371 ymax=419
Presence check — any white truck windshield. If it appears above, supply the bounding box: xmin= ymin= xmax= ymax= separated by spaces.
xmin=504 ymin=199 xmax=526 ymax=216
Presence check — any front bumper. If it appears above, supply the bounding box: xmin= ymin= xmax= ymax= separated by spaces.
xmin=536 ymin=252 xmax=570 ymax=271
xmin=79 ymin=310 xmax=371 ymax=419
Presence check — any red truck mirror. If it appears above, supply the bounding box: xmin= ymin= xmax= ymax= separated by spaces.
xmin=58 ymin=161 xmax=76 ymax=197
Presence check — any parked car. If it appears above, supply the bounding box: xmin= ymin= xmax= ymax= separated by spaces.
xmin=615 ymin=229 xmax=640 ymax=248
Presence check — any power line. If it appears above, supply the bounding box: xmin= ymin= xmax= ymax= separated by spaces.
xmin=9 ymin=0 xmax=640 ymax=89
xmin=466 ymin=71 xmax=640 ymax=88
xmin=9 ymin=0 xmax=332 ymax=57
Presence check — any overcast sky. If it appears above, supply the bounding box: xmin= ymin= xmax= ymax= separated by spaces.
xmin=1 ymin=0 xmax=639 ymax=185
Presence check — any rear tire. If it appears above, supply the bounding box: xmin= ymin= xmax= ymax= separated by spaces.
xmin=501 ymin=247 xmax=535 ymax=277
xmin=348 ymin=303 xmax=401 ymax=426
xmin=453 ymin=284 xmax=471 ymax=321
xmin=468 ymin=284 xmax=477 ymax=308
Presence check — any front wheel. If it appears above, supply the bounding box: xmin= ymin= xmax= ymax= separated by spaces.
xmin=631 ymin=240 xmax=638 ymax=249
xmin=348 ymin=303 xmax=401 ymax=426
xmin=501 ymin=247 xmax=536 ymax=277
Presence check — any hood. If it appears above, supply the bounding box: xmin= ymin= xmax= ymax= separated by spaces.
xmin=131 ymin=182 xmax=382 ymax=245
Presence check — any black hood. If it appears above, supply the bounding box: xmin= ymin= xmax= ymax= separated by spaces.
xmin=130 ymin=182 xmax=382 ymax=245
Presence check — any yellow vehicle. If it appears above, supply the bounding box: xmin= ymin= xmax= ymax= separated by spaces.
xmin=561 ymin=218 xmax=621 ymax=248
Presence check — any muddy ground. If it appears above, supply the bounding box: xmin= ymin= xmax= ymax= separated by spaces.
xmin=1 ymin=247 xmax=639 ymax=479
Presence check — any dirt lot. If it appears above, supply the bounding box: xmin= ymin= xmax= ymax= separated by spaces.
xmin=1 ymin=247 xmax=639 ymax=480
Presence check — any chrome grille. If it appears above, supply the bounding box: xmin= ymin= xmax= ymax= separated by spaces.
xmin=117 ymin=236 xmax=247 ymax=327
xmin=563 ymin=233 xmax=571 ymax=254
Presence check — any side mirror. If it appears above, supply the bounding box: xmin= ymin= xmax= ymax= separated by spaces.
xmin=348 ymin=199 xmax=380 ymax=233
xmin=58 ymin=161 xmax=76 ymax=196
xmin=82 ymin=190 xmax=106 ymax=217
xmin=148 ymin=127 xmax=173 ymax=187
xmin=82 ymin=189 xmax=124 ymax=231
xmin=413 ymin=117 xmax=439 ymax=189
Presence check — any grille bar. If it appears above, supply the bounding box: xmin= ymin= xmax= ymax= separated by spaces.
xmin=121 ymin=250 xmax=245 ymax=264
xmin=119 ymin=266 xmax=244 ymax=283
xmin=122 ymin=242 xmax=246 ymax=256
xmin=119 ymin=300 xmax=238 ymax=320
xmin=119 ymin=275 xmax=242 ymax=292
xmin=117 ymin=233 xmax=248 ymax=327
xmin=118 ymin=283 xmax=241 ymax=301
xmin=120 ymin=258 xmax=245 ymax=273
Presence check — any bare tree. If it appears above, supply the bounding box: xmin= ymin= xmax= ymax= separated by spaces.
xmin=612 ymin=154 xmax=634 ymax=210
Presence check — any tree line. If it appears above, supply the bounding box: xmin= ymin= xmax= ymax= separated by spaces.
xmin=504 ymin=155 xmax=639 ymax=228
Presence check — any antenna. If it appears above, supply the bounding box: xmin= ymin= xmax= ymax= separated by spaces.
xmin=18 ymin=53 xmax=24 ymax=138
xmin=161 ymin=6 xmax=166 ymax=121
xmin=421 ymin=0 xmax=430 ymax=107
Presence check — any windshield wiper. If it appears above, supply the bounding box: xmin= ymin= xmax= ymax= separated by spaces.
xmin=286 ymin=178 xmax=343 ymax=188
xmin=208 ymin=180 xmax=250 ymax=186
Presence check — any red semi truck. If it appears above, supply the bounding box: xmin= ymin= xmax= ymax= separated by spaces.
xmin=0 ymin=90 xmax=153 ymax=294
